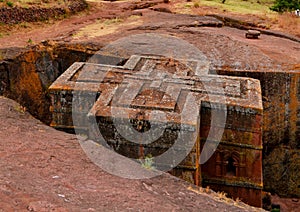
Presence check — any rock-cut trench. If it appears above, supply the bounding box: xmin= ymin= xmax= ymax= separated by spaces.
xmin=1 ymin=42 xmax=299 ymax=202
xmin=0 ymin=43 xmax=98 ymax=124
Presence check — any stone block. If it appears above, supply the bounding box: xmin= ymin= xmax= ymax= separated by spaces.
xmin=49 ymin=54 xmax=263 ymax=207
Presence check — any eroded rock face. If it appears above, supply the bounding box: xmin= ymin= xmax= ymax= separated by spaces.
xmin=0 ymin=43 xmax=98 ymax=124
xmin=216 ymin=69 xmax=300 ymax=198
xmin=264 ymin=147 xmax=300 ymax=197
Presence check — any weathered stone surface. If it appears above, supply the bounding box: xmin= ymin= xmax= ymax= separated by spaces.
xmin=96 ymin=33 xmax=297 ymax=200
xmin=245 ymin=30 xmax=260 ymax=39
xmin=216 ymin=68 xmax=300 ymax=197
xmin=0 ymin=44 xmax=97 ymax=124
xmin=247 ymin=30 xmax=261 ymax=36
xmin=106 ymin=32 xmax=298 ymax=199
xmin=0 ymin=61 xmax=8 ymax=95
xmin=1 ymin=36 xmax=297 ymax=201
xmin=131 ymin=13 xmax=223 ymax=30
xmin=49 ymin=54 xmax=263 ymax=207
xmin=264 ymin=147 xmax=300 ymax=197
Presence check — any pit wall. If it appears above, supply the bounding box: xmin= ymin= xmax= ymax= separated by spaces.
xmin=0 ymin=44 xmax=95 ymax=124
xmin=215 ymin=69 xmax=300 ymax=197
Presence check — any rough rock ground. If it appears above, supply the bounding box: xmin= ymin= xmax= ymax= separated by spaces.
xmin=0 ymin=1 xmax=299 ymax=67
xmin=0 ymin=96 xmax=263 ymax=211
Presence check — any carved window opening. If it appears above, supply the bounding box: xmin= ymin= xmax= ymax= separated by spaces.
xmin=215 ymin=151 xmax=246 ymax=178
xmin=226 ymin=157 xmax=236 ymax=177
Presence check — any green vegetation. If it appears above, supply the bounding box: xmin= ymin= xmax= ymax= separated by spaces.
xmin=176 ymin=0 xmax=276 ymax=15
xmin=188 ymin=0 xmax=300 ymax=14
xmin=193 ymin=2 xmax=200 ymax=8
xmin=140 ymin=154 xmax=155 ymax=170
xmin=14 ymin=104 xmax=26 ymax=113
xmin=196 ymin=0 xmax=275 ymax=14
xmin=6 ymin=1 xmax=13 ymax=7
xmin=270 ymin=0 xmax=300 ymax=12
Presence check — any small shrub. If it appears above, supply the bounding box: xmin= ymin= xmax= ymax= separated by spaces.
xmin=6 ymin=1 xmax=13 ymax=7
xmin=270 ymin=0 xmax=300 ymax=12
xmin=19 ymin=23 xmax=29 ymax=28
xmin=14 ymin=105 xmax=26 ymax=114
xmin=193 ymin=2 xmax=200 ymax=8
xmin=184 ymin=4 xmax=192 ymax=8
xmin=140 ymin=154 xmax=155 ymax=170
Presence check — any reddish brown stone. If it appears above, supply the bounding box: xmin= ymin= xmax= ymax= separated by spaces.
xmin=49 ymin=55 xmax=263 ymax=207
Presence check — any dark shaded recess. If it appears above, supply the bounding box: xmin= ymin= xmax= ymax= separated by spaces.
xmin=226 ymin=157 xmax=236 ymax=176
xmin=97 ymin=116 xmax=178 ymax=159
xmin=89 ymin=53 xmax=128 ymax=66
